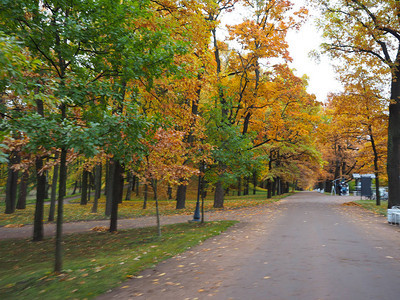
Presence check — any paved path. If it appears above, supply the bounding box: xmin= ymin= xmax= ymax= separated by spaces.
xmin=95 ymin=192 xmax=400 ymax=300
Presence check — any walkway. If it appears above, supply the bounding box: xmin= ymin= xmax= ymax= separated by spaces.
xmin=93 ymin=192 xmax=400 ymax=300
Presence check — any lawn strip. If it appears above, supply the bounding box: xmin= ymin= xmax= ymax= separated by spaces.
xmin=0 ymin=192 xmax=291 ymax=227
xmin=0 ymin=220 xmax=237 ymax=300
xmin=354 ymin=200 xmax=388 ymax=216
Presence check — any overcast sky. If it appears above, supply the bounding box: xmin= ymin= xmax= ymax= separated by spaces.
xmin=220 ymin=1 xmax=343 ymax=103
xmin=286 ymin=10 xmax=342 ymax=103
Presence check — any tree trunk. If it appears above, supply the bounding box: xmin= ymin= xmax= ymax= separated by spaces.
xmin=214 ymin=180 xmax=224 ymax=208
xmin=109 ymin=160 xmax=124 ymax=232
xmin=80 ymin=170 xmax=88 ymax=205
xmin=94 ymin=164 xmax=102 ymax=200
xmin=33 ymin=157 xmax=46 ymax=241
xmin=105 ymin=161 xmax=113 ymax=216
xmin=135 ymin=177 xmax=140 ymax=196
xmin=244 ymin=177 xmax=249 ymax=195
xmin=33 ymin=96 xmax=45 ymax=241
xmin=252 ymin=171 xmax=257 ymax=195
xmin=272 ymin=179 xmax=277 ymax=196
xmin=167 ymin=184 xmax=173 ymax=200
xmin=387 ymin=101 xmax=400 ymax=208
xmin=104 ymin=160 xmax=109 ymax=196
xmin=16 ymin=170 xmax=29 ymax=210
xmin=5 ymin=152 xmax=19 ymax=214
xmin=153 ymin=179 xmax=161 ymax=237
xmin=88 ymin=176 xmax=91 ymax=203
xmin=48 ymin=161 xmax=59 ymax=221
xmin=118 ymin=171 xmax=124 ymax=204
xmin=277 ymin=177 xmax=281 ymax=195
xmin=143 ymin=183 xmax=148 ymax=209
xmin=237 ymin=177 xmax=242 ymax=196
xmin=267 ymin=179 xmax=272 ymax=199
xmin=91 ymin=164 xmax=102 ymax=213
xmin=368 ymin=127 xmax=381 ymax=205
xmin=71 ymin=180 xmax=78 ymax=195
xmin=176 ymin=184 xmax=187 ymax=209
xmin=125 ymin=172 xmax=133 ymax=200
xmin=71 ymin=180 xmax=79 ymax=195
xmin=54 ymin=147 xmax=67 ymax=273
xmin=44 ymin=170 xmax=50 ymax=200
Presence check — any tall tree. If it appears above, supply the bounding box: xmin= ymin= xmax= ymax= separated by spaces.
xmin=0 ymin=0 xmax=154 ymax=271
xmin=325 ymin=66 xmax=388 ymax=203
xmin=315 ymin=0 xmax=400 ymax=207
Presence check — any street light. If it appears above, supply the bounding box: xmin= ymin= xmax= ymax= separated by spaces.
xmin=191 ymin=161 xmax=204 ymax=222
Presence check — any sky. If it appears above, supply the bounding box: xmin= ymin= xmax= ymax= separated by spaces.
xmin=286 ymin=11 xmax=342 ymax=103
xmin=220 ymin=1 xmax=343 ymax=103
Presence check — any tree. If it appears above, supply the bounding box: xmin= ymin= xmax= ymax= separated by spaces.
xmin=325 ymin=66 xmax=388 ymax=203
xmin=205 ymin=0 xmax=307 ymax=207
xmin=315 ymin=0 xmax=400 ymax=207
xmin=138 ymin=128 xmax=201 ymax=235
xmin=0 ymin=0 xmax=166 ymax=272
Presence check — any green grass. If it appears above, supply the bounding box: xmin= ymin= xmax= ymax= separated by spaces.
xmin=0 ymin=191 xmax=291 ymax=227
xmin=354 ymin=200 xmax=388 ymax=216
xmin=0 ymin=220 xmax=237 ymax=300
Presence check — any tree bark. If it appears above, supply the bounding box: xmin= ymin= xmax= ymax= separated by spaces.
xmin=244 ymin=177 xmax=249 ymax=195
xmin=104 ymin=160 xmax=109 ymax=196
xmin=237 ymin=177 xmax=242 ymax=196
xmin=368 ymin=126 xmax=381 ymax=205
xmin=48 ymin=160 xmax=59 ymax=221
xmin=33 ymin=157 xmax=46 ymax=241
xmin=213 ymin=180 xmax=224 ymax=208
xmin=5 ymin=152 xmax=19 ymax=214
xmin=267 ymin=179 xmax=272 ymax=199
xmin=109 ymin=159 xmax=124 ymax=232
xmin=16 ymin=170 xmax=29 ymax=210
xmin=153 ymin=179 xmax=161 ymax=237
xmin=167 ymin=184 xmax=173 ymax=200
xmin=252 ymin=171 xmax=257 ymax=195
xmin=176 ymin=184 xmax=187 ymax=209
xmin=54 ymin=147 xmax=67 ymax=273
xmin=80 ymin=169 xmax=89 ymax=205
xmin=94 ymin=164 xmax=102 ymax=200
xmin=387 ymin=102 xmax=400 ymax=208
xmin=44 ymin=170 xmax=50 ymax=200
xmin=91 ymin=164 xmax=102 ymax=213
xmin=135 ymin=177 xmax=140 ymax=196
xmin=125 ymin=172 xmax=133 ymax=200
xmin=271 ymin=179 xmax=276 ymax=196
xmin=71 ymin=180 xmax=78 ymax=195
xmin=105 ymin=160 xmax=113 ymax=216
xmin=143 ymin=183 xmax=148 ymax=209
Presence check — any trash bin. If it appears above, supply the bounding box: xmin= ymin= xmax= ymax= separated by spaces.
xmin=394 ymin=212 xmax=400 ymax=225
xmin=387 ymin=206 xmax=400 ymax=223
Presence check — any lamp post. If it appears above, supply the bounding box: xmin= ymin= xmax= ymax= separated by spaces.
xmin=191 ymin=161 xmax=204 ymax=222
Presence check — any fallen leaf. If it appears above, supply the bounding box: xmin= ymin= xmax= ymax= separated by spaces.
xmin=90 ymin=226 xmax=108 ymax=232
xmin=4 ymin=224 xmax=24 ymax=228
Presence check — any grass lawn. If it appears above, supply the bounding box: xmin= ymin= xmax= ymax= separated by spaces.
xmin=354 ymin=200 xmax=388 ymax=216
xmin=0 ymin=190 xmax=291 ymax=227
xmin=0 ymin=221 xmax=237 ymax=300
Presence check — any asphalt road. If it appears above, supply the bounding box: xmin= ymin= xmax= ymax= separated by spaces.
xmin=97 ymin=192 xmax=400 ymax=300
